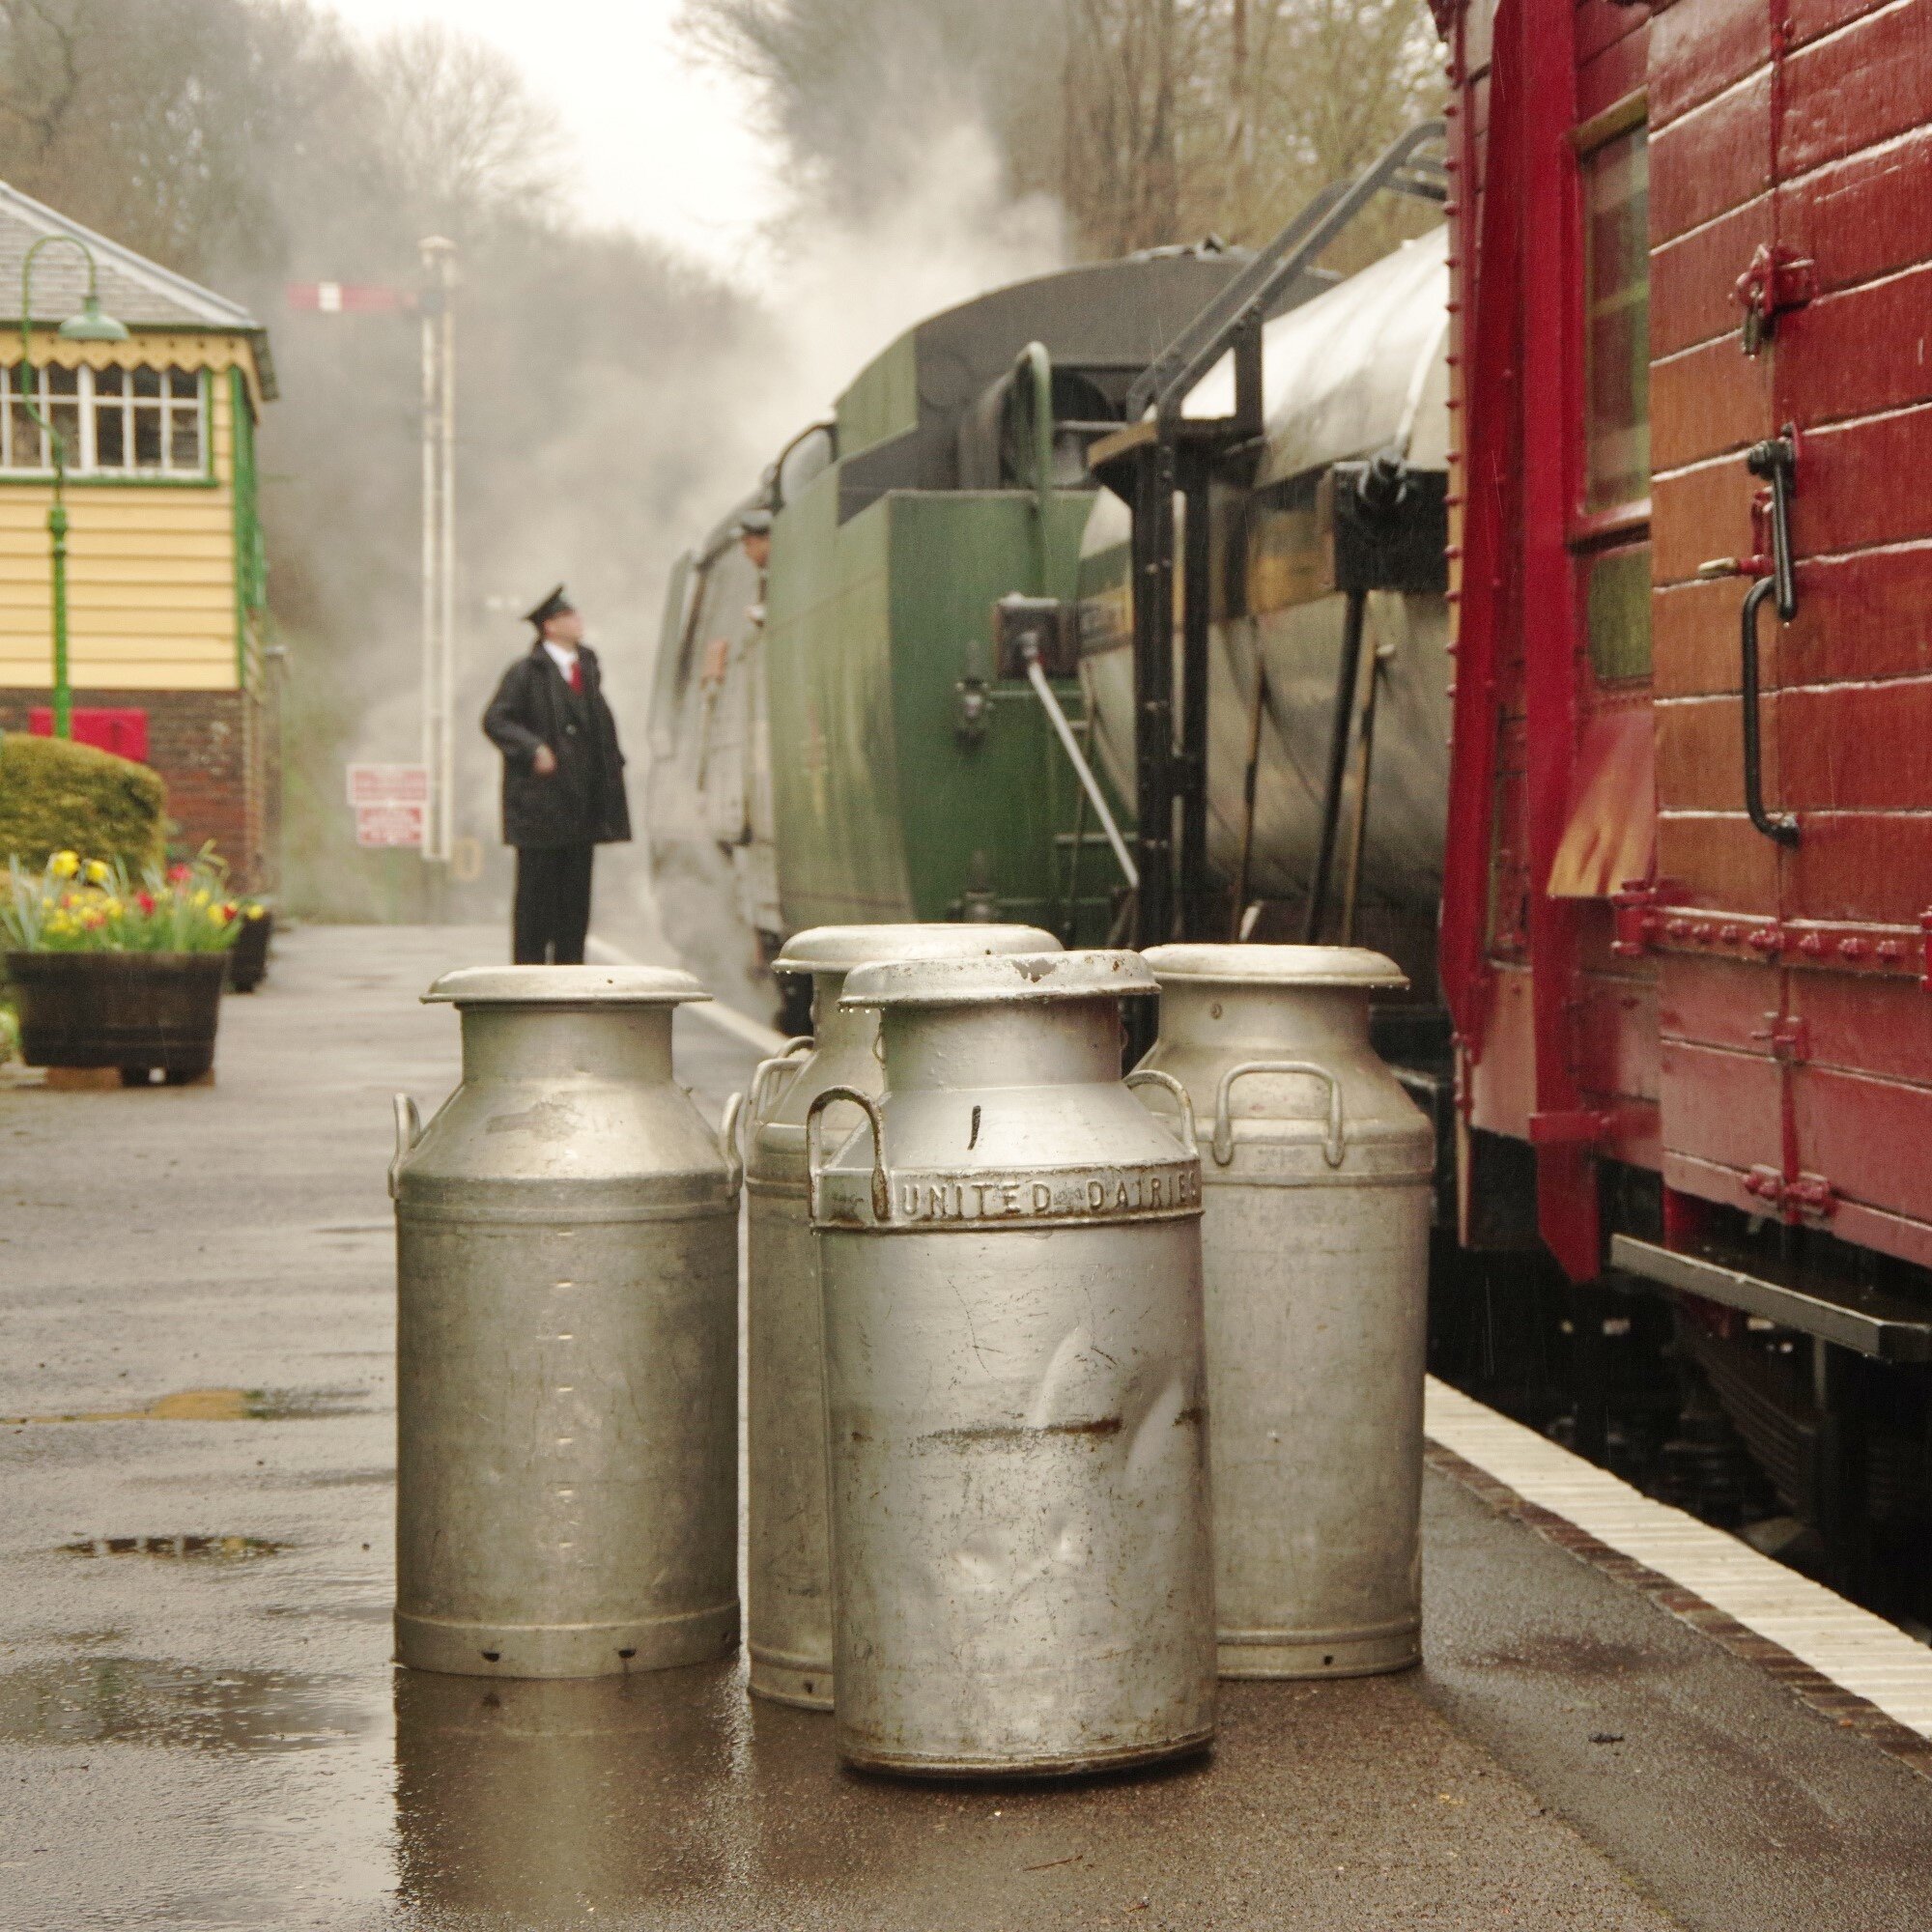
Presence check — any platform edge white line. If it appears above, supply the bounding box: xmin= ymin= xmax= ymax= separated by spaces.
xmin=1424 ymin=1375 xmax=1932 ymax=1741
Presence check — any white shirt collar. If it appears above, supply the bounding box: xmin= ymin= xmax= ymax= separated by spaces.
xmin=541 ymin=639 xmax=579 ymax=677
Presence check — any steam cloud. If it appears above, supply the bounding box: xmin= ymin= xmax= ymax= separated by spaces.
xmin=362 ymin=114 xmax=1065 ymax=1001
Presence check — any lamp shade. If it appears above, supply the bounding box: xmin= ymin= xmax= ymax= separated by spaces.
xmin=56 ymin=294 xmax=128 ymax=344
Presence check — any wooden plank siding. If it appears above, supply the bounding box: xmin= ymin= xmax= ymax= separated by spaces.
xmin=1443 ymin=0 xmax=1932 ymax=1269
xmin=1643 ymin=0 xmax=1932 ymax=1261
xmin=0 ymin=340 xmax=247 ymax=692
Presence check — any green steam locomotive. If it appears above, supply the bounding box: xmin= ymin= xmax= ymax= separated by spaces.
xmin=644 ymin=246 xmax=1296 ymax=1009
xmin=645 ymin=136 xmax=1450 ymax=1023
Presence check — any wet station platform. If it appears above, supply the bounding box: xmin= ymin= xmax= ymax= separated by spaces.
xmin=3 ymin=926 xmax=1932 ymax=1931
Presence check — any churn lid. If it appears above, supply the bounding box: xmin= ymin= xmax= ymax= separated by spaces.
xmin=840 ymin=949 xmax=1156 ymax=1009
xmin=1141 ymin=944 xmax=1407 ymax=991
xmin=422 ymin=965 xmax=710 ymax=1007
xmin=774 ymin=923 xmax=1061 ymax=975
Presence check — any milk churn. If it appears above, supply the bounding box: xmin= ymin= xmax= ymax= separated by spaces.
xmin=392 ymin=965 xmax=742 ymax=1680
xmin=1138 ymin=945 xmax=1433 ymax=1679
xmin=811 ymin=950 xmax=1216 ymax=1776
xmin=745 ymin=923 xmax=1058 ymax=1711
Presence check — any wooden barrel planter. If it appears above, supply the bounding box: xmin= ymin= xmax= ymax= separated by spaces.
xmin=227 ymin=910 xmax=272 ymax=993
xmin=4 ymin=952 xmax=228 ymax=1085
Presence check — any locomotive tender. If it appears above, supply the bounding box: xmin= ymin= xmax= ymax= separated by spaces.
xmin=645 ymin=248 xmax=1327 ymax=1010
xmin=649 ymin=0 xmax=1932 ymax=1629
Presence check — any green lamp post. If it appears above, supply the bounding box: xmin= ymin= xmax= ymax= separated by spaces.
xmin=19 ymin=236 xmax=128 ymax=740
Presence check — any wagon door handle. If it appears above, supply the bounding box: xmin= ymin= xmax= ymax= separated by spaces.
xmin=1211 ymin=1061 xmax=1345 ymax=1170
xmin=1742 ymin=431 xmax=1801 ymax=847
xmin=805 ymin=1085 xmax=890 ymax=1224
xmin=1124 ymin=1068 xmax=1198 ymax=1159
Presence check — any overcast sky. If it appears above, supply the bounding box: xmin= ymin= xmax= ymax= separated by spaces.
xmin=324 ymin=0 xmax=780 ymax=278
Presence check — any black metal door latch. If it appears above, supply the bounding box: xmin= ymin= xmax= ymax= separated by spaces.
xmin=1700 ymin=428 xmax=1802 ymax=847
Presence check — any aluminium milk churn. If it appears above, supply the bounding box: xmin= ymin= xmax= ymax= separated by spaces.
xmin=391 ymin=965 xmax=743 ymax=1680
xmin=1138 ymin=945 xmax=1433 ymax=1678
xmin=745 ymin=923 xmax=1059 ymax=1711
xmin=810 ymin=950 xmax=1216 ymax=1776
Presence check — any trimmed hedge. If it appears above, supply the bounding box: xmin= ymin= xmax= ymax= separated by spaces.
xmin=0 ymin=730 xmax=166 ymax=873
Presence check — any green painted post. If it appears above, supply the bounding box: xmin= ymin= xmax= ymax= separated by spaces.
xmin=48 ymin=499 xmax=70 ymax=739
xmin=229 ymin=368 xmax=256 ymax=689
xmin=18 ymin=235 xmax=128 ymax=741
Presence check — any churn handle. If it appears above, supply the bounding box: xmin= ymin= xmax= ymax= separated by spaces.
xmin=719 ymin=1091 xmax=746 ymax=1194
xmin=1124 ymin=1068 xmax=1198 ymax=1159
xmin=805 ymin=1085 xmax=891 ymax=1225
xmin=749 ymin=1036 xmax=813 ymax=1122
xmin=388 ymin=1093 xmax=422 ymax=1200
xmin=1213 ymin=1061 xmax=1344 ymax=1170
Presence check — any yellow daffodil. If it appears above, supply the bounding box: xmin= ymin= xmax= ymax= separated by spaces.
xmin=190 ymin=888 xmax=211 ymax=908
xmin=83 ymin=859 xmax=109 ymax=885
xmin=244 ymin=904 xmax=265 ymax=922
xmin=49 ymin=851 xmax=79 ymax=879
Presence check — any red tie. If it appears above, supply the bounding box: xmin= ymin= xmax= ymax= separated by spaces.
xmin=568 ymin=658 xmax=582 ymax=695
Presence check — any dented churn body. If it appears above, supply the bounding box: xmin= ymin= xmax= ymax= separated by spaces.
xmin=812 ymin=950 xmax=1216 ymax=1776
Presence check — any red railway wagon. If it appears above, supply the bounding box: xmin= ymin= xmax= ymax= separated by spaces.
xmin=1435 ymin=0 xmax=1932 ymax=1605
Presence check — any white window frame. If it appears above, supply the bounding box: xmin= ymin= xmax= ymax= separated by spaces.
xmin=0 ymin=363 xmax=209 ymax=479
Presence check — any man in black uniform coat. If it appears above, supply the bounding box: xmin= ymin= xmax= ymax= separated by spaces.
xmin=482 ymin=585 xmax=631 ymax=963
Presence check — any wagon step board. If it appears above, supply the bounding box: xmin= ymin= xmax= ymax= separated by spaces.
xmin=1609 ymin=1236 xmax=1932 ymax=1364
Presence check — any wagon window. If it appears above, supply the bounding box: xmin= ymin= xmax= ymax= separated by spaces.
xmin=1582 ymin=125 xmax=1650 ymax=510
xmin=1584 ymin=541 xmax=1652 ymax=683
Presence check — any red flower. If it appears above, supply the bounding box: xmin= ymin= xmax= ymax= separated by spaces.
xmin=168 ymin=863 xmax=192 ymax=884
xmin=135 ymin=890 xmax=156 ymax=915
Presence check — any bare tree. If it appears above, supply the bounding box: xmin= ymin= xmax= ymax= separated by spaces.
xmin=681 ymin=0 xmax=1060 ymax=219
xmin=1062 ymin=0 xmax=1223 ymax=256
xmin=0 ymin=0 xmax=83 ymax=156
xmin=681 ymin=0 xmax=1439 ymax=262
xmin=364 ymin=23 xmax=567 ymax=237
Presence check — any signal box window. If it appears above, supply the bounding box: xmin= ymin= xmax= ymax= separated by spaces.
xmin=0 ymin=363 xmax=206 ymax=476
xmin=1582 ymin=125 xmax=1649 ymax=512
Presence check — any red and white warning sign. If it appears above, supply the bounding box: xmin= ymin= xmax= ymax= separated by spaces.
xmin=347 ymin=763 xmax=429 ymax=847
xmin=354 ymin=802 xmax=426 ymax=848
xmin=346 ymin=763 xmax=430 ymax=808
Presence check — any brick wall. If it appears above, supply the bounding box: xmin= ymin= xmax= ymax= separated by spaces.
xmin=0 ymin=686 xmax=278 ymax=892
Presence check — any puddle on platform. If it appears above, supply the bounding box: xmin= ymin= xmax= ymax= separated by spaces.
xmin=263 ymin=1598 xmax=391 ymax=1623
xmin=6 ymin=1386 xmax=367 ymax=1425
xmin=1474 ymin=1633 xmax=1659 ymax=1678
xmin=61 ymin=1535 xmax=285 ymax=1563
xmin=0 ymin=1658 xmax=374 ymax=1753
